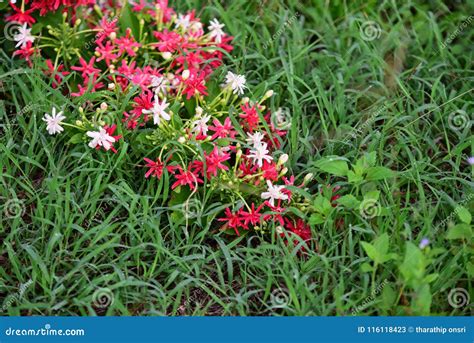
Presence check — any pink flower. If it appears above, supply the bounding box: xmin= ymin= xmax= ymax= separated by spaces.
xmin=209 ymin=117 xmax=237 ymax=140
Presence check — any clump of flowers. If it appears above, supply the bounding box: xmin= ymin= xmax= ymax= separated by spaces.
xmin=1 ymin=0 xmax=322 ymax=249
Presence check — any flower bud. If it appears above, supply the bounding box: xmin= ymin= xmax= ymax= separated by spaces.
xmin=281 ymin=167 xmax=288 ymax=175
xmin=242 ymin=97 xmax=250 ymax=104
xmin=75 ymin=120 xmax=83 ymax=126
xmin=178 ymin=136 xmax=186 ymax=144
xmin=195 ymin=106 xmax=203 ymax=116
xmin=108 ymin=83 xmax=115 ymax=90
xmin=182 ymin=69 xmax=190 ymax=80
xmin=109 ymin=32 xmax=116 ymax=40
xmin=278 ymin=153 xmax=289 ymax=165
xmin=100 ymin=102 xmax=108 ymax=111
xmin=304 ymin=173 xmax=314 ymax=184
xmin=265 ymin=90 xmax=274 ymax=98
xmin=162 ymin=51 xmax=172 ymax=60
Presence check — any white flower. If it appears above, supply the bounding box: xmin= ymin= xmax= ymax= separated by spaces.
xmin=261 ymin=180 xmax=289 ymax=207
xmin=208 ymin=18 xmax=225 ymax=43
xmin=14 ymin=23 xmax=34 ymax=48
xmin=86 ymin=127 xmax=116 ymax=151
xmin=246 ymin=131 xmax=265 ymax=148
xmin=150 ymin=76 xmax=170 ymax=95
xmin=247 ymin=142 xmax=273 ymax=168
xmin=225 ymin=71 xmax=247 ymax=95
xmin=42 ymin=107 xmax=65 ymax=135
xmin=175 ymin=13 xmax=191 ymax=31
xmin=142 ymin=96 xmax=171 ymax=125
xmin=192 ymin=114 xmax=211 ymax=135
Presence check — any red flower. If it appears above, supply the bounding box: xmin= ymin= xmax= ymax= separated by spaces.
xmin=209 ymin=117 xmax=237 ymax=140
xmin=239 ymin=203 xmax=264 ymax=226
xmin=284 ymin=218 xmax=312 ymax=242
xmin=44 ymin=60 xmax=70 ymax=89
xmin=203 ymin=146 xmax=230 ymax=178
xmin=71 ymin=57 xmax=101 ymax=78
xmin=103 ymin=125 xmax=122 ymax=153
xmin=115 ymin=29 xmax=141 ymax=56
xmin=261 ymin=161 xmax=279 ymax=181
xmin=6 ymin=4 xmax=36 ymax=25
xmin=13 ymin=42 xmax=38 ymax=66
xmin=144 ymin=158 xmax=165 ymax=179
xmin=218 ymin=208 xmax=246 ymax=236
xmin=182 ymin=73 xmax=208 ymax=99
xmin=95 ymin=41 xmax=118 ymax=65
xmin=240 ymin=103 xmax=260 ymax=131
xmin=171 ymin=165 xmax=203 ymax=190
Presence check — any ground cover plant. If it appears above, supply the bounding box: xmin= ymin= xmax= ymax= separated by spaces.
xmin=0 ymin=0 xmax=473 ymax=316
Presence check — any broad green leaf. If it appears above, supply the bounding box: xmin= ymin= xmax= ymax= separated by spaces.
xmin=455 ymin=206 xmax=472 ymax=224
xmin=361 ymin=242 xmax=377 ymax=262
xmin=309 ymin=213 xmax=325 ymax=225
xmin=314 ymin=156 xmax=349 ymax=177
xmin=364 ymin=190 xmax=380 ymax=201
xmin=68 ymin=133 xmax=83 ymax=144
xmin=373 ymin=233 xmax=389 ymax=257
xmin=347 ymin=170 xmax=364 ymax=183
xmin=365 ymin=166 xmax=394 ymax=181
xmin=446 ymin=224 xmax=472 ymax=240
xmin=413 ymin=284 xmax=432 ymax=315
xmin=400 ymin=242 xmax=425 ymax=284
xmin=336 ymin=194 xmax=360 ymax=208
xmin=381 ymin=284 xmax=396 ymax=310
xmin=360 ymin=262 xmax=373 ymax=272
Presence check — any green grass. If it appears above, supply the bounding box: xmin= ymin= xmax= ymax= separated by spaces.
xmin=1 ymin=0 xmax=473 ymax=316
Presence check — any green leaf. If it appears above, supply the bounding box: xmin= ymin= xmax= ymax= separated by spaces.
xmin=455 ymin=206 xmax=472 ymax=224
xmin=365 ymin=166 xmax=395 ymax=181
xmin=413 ymin=284 xmax=432 ymax=315
xmin=360 ymin=262 xmax=373 ymax=272
xmin=309 ymin=213 xmax=325 ymax=225
xmin=381 ymin=284 xmax=396 ymax=310
xmin=373 ymin=233 xmax=389 ymax=257
xmin=336 ymin=194 xmax=360 ymax=208
xmin=446 ymin=224 xmax=472 ymax=240
xmin=313 ymin=195 xmax=333 ymax=215
xmin=68 ymin=133 xmax=83 ymax=144
xmin=119 ymin=3 xmax=140 ymax=37
xmin=361 ymin=242 xmax=377 ymax=262
xmin=423 ymin=273 xmax=439 ymax=284
xmin=347 ymin=170 xmax=364 ymax=183
xmin=313 ymin=156 xmax=349 ymax=177
xmin=364 ymin=190 xmax=380 ymax=201
xmin=399 ymin=242 xmax=425 ymax=284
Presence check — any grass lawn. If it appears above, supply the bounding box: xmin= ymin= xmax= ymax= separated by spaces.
xmin=0 ymin=0 xmax=473 ymax=316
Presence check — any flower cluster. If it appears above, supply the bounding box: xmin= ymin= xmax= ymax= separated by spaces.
xmin=2 ymin=0 xmax=319 ymax=248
